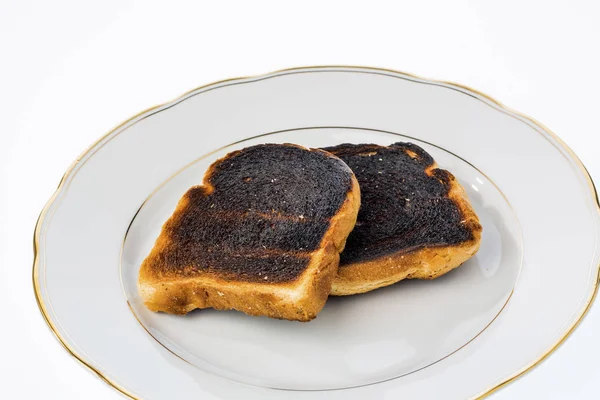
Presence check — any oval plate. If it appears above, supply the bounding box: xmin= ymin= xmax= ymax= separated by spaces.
xmin=33 ymin=66 xmax=600 ymax=399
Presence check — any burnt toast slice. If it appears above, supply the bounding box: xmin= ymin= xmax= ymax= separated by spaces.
xmin=322 ymin=142 xmax=481 ymax=296
xmin=138 ymin=144 xmax=360 ymax=321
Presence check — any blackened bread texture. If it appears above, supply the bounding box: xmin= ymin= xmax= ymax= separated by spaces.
xmin=322 ymin=142 xmax=481 ymax=296
xmin=138 ymin=144 xmax=360 ymax=321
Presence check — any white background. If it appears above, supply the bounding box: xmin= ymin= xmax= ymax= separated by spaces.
xmin=1 ymin=1 xmax=599 ymax=398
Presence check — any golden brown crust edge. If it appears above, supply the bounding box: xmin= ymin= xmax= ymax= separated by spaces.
xmin=138 ymin=167 xmax=360 ymax=322
xmin=331 ymin=166 xmax=481 ymax=296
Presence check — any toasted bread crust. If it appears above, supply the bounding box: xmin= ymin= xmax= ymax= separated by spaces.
xmin=331 ymin=162 xmax=481 ymax=295
xmin=139 ymin=145 xmax=360 ymax=321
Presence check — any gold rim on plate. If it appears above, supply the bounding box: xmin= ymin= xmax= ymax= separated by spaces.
xmin=32 ymin=65 xmax=600 ymax=399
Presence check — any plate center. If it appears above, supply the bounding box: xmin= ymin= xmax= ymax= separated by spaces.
xmin=121 ymin=127 xmax=522 ymax=390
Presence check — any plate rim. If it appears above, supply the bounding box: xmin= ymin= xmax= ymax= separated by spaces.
xmin=32 ymin=65 xmax=600 ymax=400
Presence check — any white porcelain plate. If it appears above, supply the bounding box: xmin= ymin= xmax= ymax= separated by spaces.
xmin=34 ymin=66 xmax=600 ymax=399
